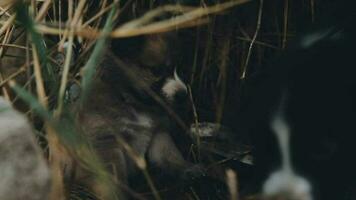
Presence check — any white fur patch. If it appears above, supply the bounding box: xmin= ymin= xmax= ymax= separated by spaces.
xmin=300 ymin=29 xmax=331 ymax=48
xmin=262 ymin=114 xmax=313 ymax=200
xmin=300 ymin=28 xmax=343 ymax=48
xmin=121 ymin=112 xmax=153 ymax=128
xmin=135 ymin=114 xmax=153 ymax=128
xmin=161 ymin=69 xmax=187 ymax=101
xmin=263 ymin=170 xmax=312 ymax=200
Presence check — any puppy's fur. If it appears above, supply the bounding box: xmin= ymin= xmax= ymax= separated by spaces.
xmin=72 ymin=34 xmax=201 ymax=198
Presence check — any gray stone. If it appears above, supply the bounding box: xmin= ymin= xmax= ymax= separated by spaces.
xmin=0 ymin=97 xmax=51 ymax=200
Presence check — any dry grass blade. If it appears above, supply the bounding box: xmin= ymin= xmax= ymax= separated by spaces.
xmin=0 ymin=4 xmax=13 ymax=16
xmin=226 ymin=169 xmax=239 ymax=200
xmin=0 ymin=43 xmax=30 ymax=49
xmin=0 ymin=66 xmax=26 ymax=87
xmin=57 ymin=0 xmax=87 ymax=114
xmin=241 ymin=0 xmax=264 ymax=79
xmin=111 ymin=0 xmax=250 ymax=37
xmin=0 ymin=14 xmax=15 ymax=36
xmin=56 ymin=34 xmax=74 ymax=114
xmin=188 ymin=85 xmax=202 ymax=161
xmin=82 ymin=2 xmax=116 ymax=27
xmin=35 ymin=0 xmax=251 ymax=39
xmin=35 ymin=0 xmax=52 ymax=22
xmin=118 ymin=4 xmax=196 ymax=30
xmin=58 ymin=0 xmax=86 ymax=48
xmin=115 ymin=136 xmax=161 ymax=200
xmin=0 ymin=74 xmax=10 ymax=100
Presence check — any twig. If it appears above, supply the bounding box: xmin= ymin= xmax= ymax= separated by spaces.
xmin=240 ymin=0 xmax=264 ymax=79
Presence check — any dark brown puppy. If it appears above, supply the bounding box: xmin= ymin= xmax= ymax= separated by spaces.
xmin=71 ymin=33 xmax=202 ymax=198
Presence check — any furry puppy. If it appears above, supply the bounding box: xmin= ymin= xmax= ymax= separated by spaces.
xmin=72 ymin=34 xmax=202 ymax=198
xmin=240 ymin=4 xmax=356 ymax=200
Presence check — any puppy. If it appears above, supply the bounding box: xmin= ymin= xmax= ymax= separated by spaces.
xmin=71 ymin=34 xmax=202 ymax=198
xmin=240 ymin=4 xmax=356 ymax=200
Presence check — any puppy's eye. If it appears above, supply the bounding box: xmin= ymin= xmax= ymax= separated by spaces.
xmin=149 ymin=64 xmax=172 ymax=78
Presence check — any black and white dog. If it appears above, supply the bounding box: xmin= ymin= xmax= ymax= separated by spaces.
xmin=241 ymin=3 xmax=356 ymax=200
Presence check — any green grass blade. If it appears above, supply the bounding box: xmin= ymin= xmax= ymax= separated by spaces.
xmin=15 ymin=2 xmax=57 ymax=88
xmin=80 ymin=6 xmax=117 ymax=104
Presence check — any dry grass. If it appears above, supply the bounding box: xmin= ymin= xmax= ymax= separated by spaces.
xmin=0 ymin=0 xmax=319 ymax=199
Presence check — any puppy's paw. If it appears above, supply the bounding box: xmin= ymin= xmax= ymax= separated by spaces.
xmin=182 ymin=164 xmax=206 ymax=181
